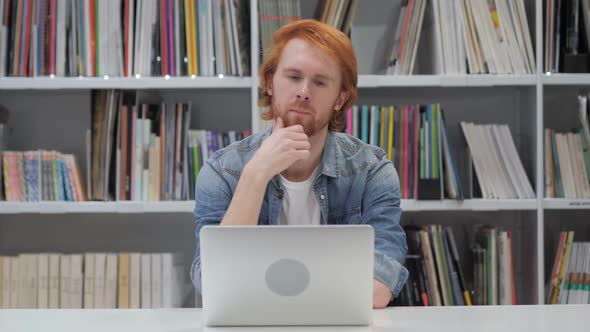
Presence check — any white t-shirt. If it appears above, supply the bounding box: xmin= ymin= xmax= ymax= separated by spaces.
xmin=278 ymin=166 xmax=322 ymax=225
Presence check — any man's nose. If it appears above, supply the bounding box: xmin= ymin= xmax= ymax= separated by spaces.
xmin=296 ymin=81 xmax=310 ymax=101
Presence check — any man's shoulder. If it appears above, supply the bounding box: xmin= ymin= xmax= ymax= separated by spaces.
xmin=329 ymin=132 xmax=389 ymax=175
xmin=207 ymin=129 xmax=269 ymax=175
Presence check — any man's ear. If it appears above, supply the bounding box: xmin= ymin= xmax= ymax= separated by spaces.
xmin=334 ymin=91 xmax=350 ymax=111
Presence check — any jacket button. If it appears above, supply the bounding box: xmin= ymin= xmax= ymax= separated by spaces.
xmin=277 ymin=193 xmax=284 ymax=199
xmin=320 ymin=194 xmax=325 ymax=200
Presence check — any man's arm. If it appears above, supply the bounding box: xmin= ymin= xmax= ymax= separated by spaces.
xmin=191 ymin=160 xmax=232 ymax=293
xmin=192 ymin=119 xmax=310 ymax=292
xmin=360 ymin=157 xmax=409 ymax=308
xmin=191 ymin=157 xmax=269 ymax=293
xmin=221 ymin=118 xmax=310 ymax=226
xmin=219 ymin=163 xmax=269 ymax=226
xmin=191 ymin=158 xmax=276 ymax=293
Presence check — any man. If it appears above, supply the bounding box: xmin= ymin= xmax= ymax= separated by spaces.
xmin=192 ymin=19 xmax=407 ymax=308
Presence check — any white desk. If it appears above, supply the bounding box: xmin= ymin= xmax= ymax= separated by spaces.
xmin=0 ymin=305 xmax=588 ymax=332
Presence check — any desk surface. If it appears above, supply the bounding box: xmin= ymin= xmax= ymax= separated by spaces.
xmin=1 ymin=305 xmax=588 ymax=332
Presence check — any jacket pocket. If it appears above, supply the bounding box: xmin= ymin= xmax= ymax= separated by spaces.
xmin=328 ymin=207 xmax=361 ymax=224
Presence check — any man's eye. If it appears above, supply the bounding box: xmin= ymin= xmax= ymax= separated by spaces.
xmin=289 ymin=76 xmax=301 ymax=81
xmin=315 ymin=81 xmax=326 ymax=87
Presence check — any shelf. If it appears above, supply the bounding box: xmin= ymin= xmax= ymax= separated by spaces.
xmin=543 ymin=199 xmax=590 ymax=210
xmin=0 ymin=201 xmax=195 ymax=214
xmin=0 ymin=199 xmax=538 ymax=214
xmin=357 ymin=75 xmax=536 ymax=88
xmin=0 ymin=76 xmax=252 ymax=90
xmin=0 ymin=75 xmax=539 ymax=89
xmin=401 ymin=199 xmax=537 ymax=211
xmin=542 ymin=73 xmax=590 ymax=85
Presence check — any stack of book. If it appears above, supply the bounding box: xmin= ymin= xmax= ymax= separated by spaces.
xmin=547 ymin=232 xmax=590 ymax=304
xmin=1 ymin=150 xmax=85 ymax=202
xmin=89 ymin=90 xmax=250 ymax=202
xmin=396 ymin=225 xmax=472 ymax=306
xmin=545 ymin=129 xmax=590 ymax=198
xmin=387 ymin=0 xmax=534 ymax=75
xmin=471 ymin=226 xmax=516 ymax=305
xmin=386 ymin=0 xmax=427 ymax=75
xmin=461 ymin=122 xmax=535 ymax=199
xmin=313 ymin=0 xmax=358 ymax=35
xmin=346 ymin=104 xmax=462 ymax=200
xmin=396 ymin=225 xmax=471 ymax=306
xmin=396 ymin=224 xmax=516 ymax=306
xmin=258 ymin=0 xmax=301 ymax=57
xmin=545 ymin=94 xmax=590 ymax=198
xmin=0 ymin=252 xmax=186 ymax=309
xmin=0 ymin=0 xmax=250 ymax=77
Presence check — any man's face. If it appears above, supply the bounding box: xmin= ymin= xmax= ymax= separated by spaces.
xmin=268 ymin=38 xmax=347 ymax=137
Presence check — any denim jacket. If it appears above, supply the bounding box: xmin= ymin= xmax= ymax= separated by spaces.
xmin=191 ymin=128 xmax=409 ymax=297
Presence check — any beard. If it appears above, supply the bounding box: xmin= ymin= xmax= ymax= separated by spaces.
xmin=270 ymin=98 xmax=331 ymax=137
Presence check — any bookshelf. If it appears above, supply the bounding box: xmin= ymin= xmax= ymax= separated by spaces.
xmin=542 ymin=73 xmax=590 ymax=85
xmin=543 ymin=199 xmax=590 ymax=209
xmin=0 ymin=199 xmax=539 ymax=214
xmin=1 ymin=0 xmax=589 ymax=308
xmin=0 ymin=201 xmax=196 ymax=214
xmin=357 ymin=75 xmax=537 ymax=88
xmin=0 ymin=77 xmax=253 ymax=90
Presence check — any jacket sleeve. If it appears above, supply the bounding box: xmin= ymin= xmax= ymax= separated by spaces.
xmin=359 ymin=156 xmax=408 ymax=297
xmin=191 ymin=159 xmax=233 ymax=295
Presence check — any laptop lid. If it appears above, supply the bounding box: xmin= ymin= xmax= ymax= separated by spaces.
xmin=200 ymin=225 xmax=374 ymax=326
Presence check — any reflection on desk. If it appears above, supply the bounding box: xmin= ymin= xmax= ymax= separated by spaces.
xmin=0 ymin=305 xmax=588 ymax=332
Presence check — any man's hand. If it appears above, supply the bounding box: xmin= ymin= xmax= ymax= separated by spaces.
xmin=220 ymin=117 xmax=310 ymax=226
xmin=246 ymin=117 xmax=310 ymax=181
xmin=373 ymin=279 xmax=392 ymax=309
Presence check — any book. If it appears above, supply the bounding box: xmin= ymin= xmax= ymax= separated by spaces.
xmin=344 ymin=103 xmax=461 ymax=201
xmin=0 ymin=251 xmax=185 ymax=309
xmin=0 ymin=0 xmax=250 ymax=77
xmin=545 ymin=95 xmax=590 ymax=198
xmin=80 ymin=90 xmax=250 ymax=202
xmin=396 ymin=224 xmax=513 ymax=306
xmin=390 ymin=0 xmax=535 ymax=75
xmin=461 ymin=122 xmax=534 ymax=199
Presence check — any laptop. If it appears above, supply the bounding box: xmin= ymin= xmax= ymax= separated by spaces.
xmin=199 ymin=225 xmax=374 ymax=327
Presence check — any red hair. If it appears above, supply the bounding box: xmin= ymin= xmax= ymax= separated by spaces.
xmin=258 ymin=19 xmax=358 ymax=132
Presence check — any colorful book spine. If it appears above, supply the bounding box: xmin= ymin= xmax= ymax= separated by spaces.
xmin=346 ymin=107 xmax=352 ymax=135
